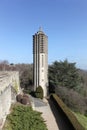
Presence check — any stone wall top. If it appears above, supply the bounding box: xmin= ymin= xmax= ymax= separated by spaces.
xmin=0 ymin=71 xmax=19 ymax=94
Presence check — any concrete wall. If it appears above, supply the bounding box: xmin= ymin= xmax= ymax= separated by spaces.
xmin=0 ymin=71 xmax=20 ymax=130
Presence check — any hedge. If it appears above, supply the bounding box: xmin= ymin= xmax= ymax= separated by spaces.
xmin=50 ymin=94 xmax=85 ymax=130
xmin=35 ymin=86 xmax=43 ymax=99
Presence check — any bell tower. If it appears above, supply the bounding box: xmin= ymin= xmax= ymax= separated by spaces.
xmin=33 ymin=28 xmax=48 ymax=97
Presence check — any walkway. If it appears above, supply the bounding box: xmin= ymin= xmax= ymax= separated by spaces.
xmin=30 ymin=96 xmax=75 ymax=130
xmin=34 ymin=101 xmax=59 ymax=130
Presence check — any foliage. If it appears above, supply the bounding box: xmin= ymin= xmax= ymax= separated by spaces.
xmin=16 ymin=94 xmax=30 ymax=105
xmin=35 ymin=86 xmax=43 ymax=99
xmin=55 ymin=86 xmax=87 ymax=114
xmin=84 ymin=110 xmax=87 ymax=117
xmin=73 ymin=112 xmax=87 ymax=130
xmin=51 ymin=94 xmax=85 ymax=130
xmin=21 ymin=97 xmax=30 ymax=105
xmin=4 ymin=104 xmax=47 ymax=130
xmin=16 ymin=94 xmax=23 ymax=102
xmin=49 ymin=59 xmax=82 ymax=91
xmin=23 ymin=89 xmax=36 ymax=97
xmin=78 ymin=69 xmax=87 ymax=97
xmin=0 ymin=60 xmax=9 ymax=71
xmin=16 ymin=64 xmax=33 ymax=90
xmin=48 ymin=59 xmax=87 ymax=114
xmin=23 ymin=89 xmax=31 ymax=94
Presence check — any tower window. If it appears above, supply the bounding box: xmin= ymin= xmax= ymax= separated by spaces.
xmin=42 ymin=55 xmax=44 ymax=67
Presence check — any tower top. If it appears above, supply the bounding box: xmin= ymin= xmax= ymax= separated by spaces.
xmin=37 ymin=27 xmax=44 ymax=34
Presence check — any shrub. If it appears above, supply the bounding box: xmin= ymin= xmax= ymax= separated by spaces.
xmin=23 ymin=94 xmax=29 ymax=98
xmin=55 ymin=86 xmax=87 ymax=114
xmin=35 ymin=86 xmax=43 ymax=99
xmin=4 ymin=105 xmax=47 ymax=130
xmin=16 ymin=94 xmax=23 ymax=102
xmin=16 ymin=94 xmax=30 ymax=105
xmin=30 ymin=91 xmax=36 ymax=97
xmin=84 ymin=110 xmax=87 ymax=117
xmin=21 ymin=97 xmax=30 ymax=105
xmin=23 ymin=89 xmax=31 ymax=94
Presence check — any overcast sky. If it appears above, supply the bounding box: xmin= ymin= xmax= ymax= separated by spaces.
xmin=0 ymin=0 xmax=87 ymax=69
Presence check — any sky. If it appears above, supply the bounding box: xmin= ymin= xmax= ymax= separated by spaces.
xmin=0 ymin=0 xmax=87 ymax=70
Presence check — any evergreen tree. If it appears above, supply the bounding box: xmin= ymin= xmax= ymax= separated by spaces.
xmin=49 ymin=59 xmax=81 ymax=92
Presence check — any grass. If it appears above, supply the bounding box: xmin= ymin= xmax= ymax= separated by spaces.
xmin=73 ymin=112 xmax=87 ymax=130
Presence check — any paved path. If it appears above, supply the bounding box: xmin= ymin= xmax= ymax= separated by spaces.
xmin=30 ymin=96 xmax=75 ymax=130
xmin=35 ymin=102 xmax=60 ymax=130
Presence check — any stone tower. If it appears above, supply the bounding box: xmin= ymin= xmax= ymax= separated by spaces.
xmin=33 ymin=28 xmax=48 ymax=97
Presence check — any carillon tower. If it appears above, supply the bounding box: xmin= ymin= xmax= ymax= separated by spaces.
xmin=33 ymin=28 xmax=48 ymax=97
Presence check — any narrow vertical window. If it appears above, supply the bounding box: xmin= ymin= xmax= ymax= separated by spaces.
xmin=42 ymin=55 xmax=44 ymax=67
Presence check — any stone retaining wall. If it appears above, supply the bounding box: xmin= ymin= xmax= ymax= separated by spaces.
xmin=0 ymin=71 xmax=20 ymax=130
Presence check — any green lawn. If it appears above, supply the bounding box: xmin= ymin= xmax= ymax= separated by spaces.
xmin=73 ymin=112 xmax=87 ymax=130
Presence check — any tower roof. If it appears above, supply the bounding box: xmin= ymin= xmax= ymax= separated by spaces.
xmin=37 ymin=27 xmax=44 ymax=34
